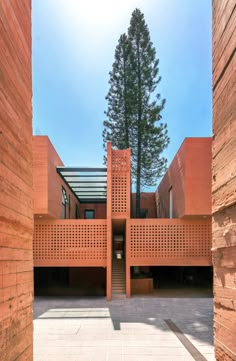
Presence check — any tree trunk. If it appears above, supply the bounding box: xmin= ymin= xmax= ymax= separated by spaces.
xmin=135 ymin=39 xmax=142 ymax=218
xmin=123 ymin=53 xmax=129 ymax=149
xmin=136 ymin=178 xmax=141 ymax=218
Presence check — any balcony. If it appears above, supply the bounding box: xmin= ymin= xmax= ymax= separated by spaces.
xmin=126 ymin=218 xmax=212 ymax=266
xmin=33 ymin=220 xmax=107 ymax=267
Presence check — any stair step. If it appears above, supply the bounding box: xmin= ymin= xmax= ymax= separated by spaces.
xmin=113 ymin=266 xmax=125 ymax=268
xmin=112 ymin=289 xmax=125 ymax=292
xmin=112 ymin=258 xmax=125 ymax=298
xmin=112 ymin=295 xmax=126 ymax=299
xmin=112 ymin=273 xmax=125 ymax=279
xmin=112 ymin=256 xmax=125 ymax=297
xmin=112 ymin=270 xmax=125 ymax=272
xmin=112 ymin=283 xmax=125 ymax=286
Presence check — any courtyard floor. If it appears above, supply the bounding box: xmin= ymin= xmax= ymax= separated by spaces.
xmin=33 ymin=294 xmax=215 ymax=361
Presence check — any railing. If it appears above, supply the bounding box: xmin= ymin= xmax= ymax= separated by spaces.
xmin=33 ymin=220 xmax=107 ymax=267
xmin=126 ymin=218 xmax=212 ymax=266
xmin=33 ymin=218 xmax=212 ymax=268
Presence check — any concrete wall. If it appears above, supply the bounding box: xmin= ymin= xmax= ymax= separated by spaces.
xmin=156 ymin=138 xmax=212 ymax=218
xmin=0 ymin=1 xmax=33 ymax=360
xmin=33 ymin=136 xmax=80 ymax=219
xmin=212 ymin=1 xmax=236 ymax=360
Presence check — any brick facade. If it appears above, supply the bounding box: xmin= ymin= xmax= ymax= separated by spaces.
xmin=156 ymin=138 xmax=212 ymax=218
xmin=0 ymin=1 xmax=33 ymax=360
xmin=212 ymin=0 xmax=236 ymax=359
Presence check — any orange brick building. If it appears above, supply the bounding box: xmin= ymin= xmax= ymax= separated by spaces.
xmin=33 ymin=136 xmax=212 ymax=300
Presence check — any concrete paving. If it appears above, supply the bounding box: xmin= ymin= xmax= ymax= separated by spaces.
xmin=33 ymin=296 xmax=215 ymax=361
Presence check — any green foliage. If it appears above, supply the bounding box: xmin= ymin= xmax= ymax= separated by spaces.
xmin=103 ymin=9 xmax=169 ymax=216
xmin=103 ymin=33 xmax=132 ymax=152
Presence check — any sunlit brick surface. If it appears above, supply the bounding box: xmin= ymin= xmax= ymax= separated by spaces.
xmin=212 ymin=0 xmax=236 ymax=359
xmin=0 ymin=1 xmax=33 ymax=359
xmin=34 ymin=220 xmax=107 ymax=266
xmin=111 ymin=150 xmax=130 ymax=216
xmin=127 ymin=219 xmax=212 ymax=265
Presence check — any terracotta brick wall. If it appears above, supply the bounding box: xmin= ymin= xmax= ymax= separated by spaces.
xmin=79 ymin=203 xmax=107 ymax=219
xmin=33 ymin=136 xmax=80 ymax=219
xmin=0 ymin=1 xmax=33 ymax=360
xmin=156 ymin=140 xmax=185 ymax=218
xmin=185 ymin=138 xmax=212 ymax=216
xmin=132 ymin=193 xmax=157 ymax=218
xmin=126 ymin=218 xmax=212 ymax=266
xmin=212 ymin=1 xmax=236 ymax=360
xmin=156 ymin=138 xmax=212 ymax=218
xmin=33 ymin=220 xmax=107 ymax=267
xmin=32 ymin=136 xmax=48 ymax=215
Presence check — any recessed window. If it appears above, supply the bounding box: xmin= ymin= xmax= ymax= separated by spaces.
xmin=62 ymin=187 xmax=68 ymax=219
xmin=75 ymin=204 xmax=79 ymax=219
xmin=84 ymin=210 xmax=95 ymax=219
xmin=68 ymin=194 xmax=71 ymax=218
xmin=140 ymin=208 xmax=148 ymax=218
xmin=169 ymin=187 xmax=173 ymax=219
xmin=157 ymin=200 xmax=161 ymax=218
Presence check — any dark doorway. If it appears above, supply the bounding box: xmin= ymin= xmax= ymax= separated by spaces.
xmin=151 ymin=266 xmax=213 ymax=290
xmin=34 ymin=267 xmax=106 ymax=296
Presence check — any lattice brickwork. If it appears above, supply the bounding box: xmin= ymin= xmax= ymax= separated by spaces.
xmin=129 ymin=220 xmax=211 ymax=259
xmin=33 ymin=220 xmax=107 ymax=266
xmin=111 ymin=150 xmax=130 ymax=215
xmin=112 ymin=150 xmax=128 ymax=172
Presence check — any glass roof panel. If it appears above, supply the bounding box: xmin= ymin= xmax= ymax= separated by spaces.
xmin=57 ymin=166 xmax=107 ymax=203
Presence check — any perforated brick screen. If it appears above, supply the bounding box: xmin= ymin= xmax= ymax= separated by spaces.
xmin=33 ymin=220 xmax=107 ymax=266
xmin=128 ymin=219 xmax=211 ymax=263
xmin=111 ymin=150 xmax=130 ymax=215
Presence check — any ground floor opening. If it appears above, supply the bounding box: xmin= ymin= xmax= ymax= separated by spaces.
xmin=34 ymin=267 xmax=106 ymax=296
xmin=130 ymin=266 xmax=213 ymax=297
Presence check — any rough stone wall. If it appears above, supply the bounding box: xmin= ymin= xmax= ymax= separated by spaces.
xmin=212 ymin=0 xmax=236 ymax=359
xmin=0 ymin=1 xmax=33 ymax=360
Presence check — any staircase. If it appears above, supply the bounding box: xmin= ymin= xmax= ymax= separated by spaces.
xmin=112 ymin=258 xmax=126 ymax=298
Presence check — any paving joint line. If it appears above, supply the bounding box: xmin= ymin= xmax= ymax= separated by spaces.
xmin=165 ymin=319 xmax=208 ymax=361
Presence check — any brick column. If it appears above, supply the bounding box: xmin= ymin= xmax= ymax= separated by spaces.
xmin=106 ymin=143 xmax=112 ymax=300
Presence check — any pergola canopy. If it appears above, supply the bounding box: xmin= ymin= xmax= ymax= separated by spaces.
xmin=57 ymin=167 xmax=107 ymax=203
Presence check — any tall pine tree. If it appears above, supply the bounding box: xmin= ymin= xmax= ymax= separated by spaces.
xmin=103 ymin=33 xmax=133 ymax=153
xmin=103 ymin=9 xmax=169 ymax=217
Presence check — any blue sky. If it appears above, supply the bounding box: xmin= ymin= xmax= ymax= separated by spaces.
xmin=32 ymin=0 xmax=212 ymax=186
